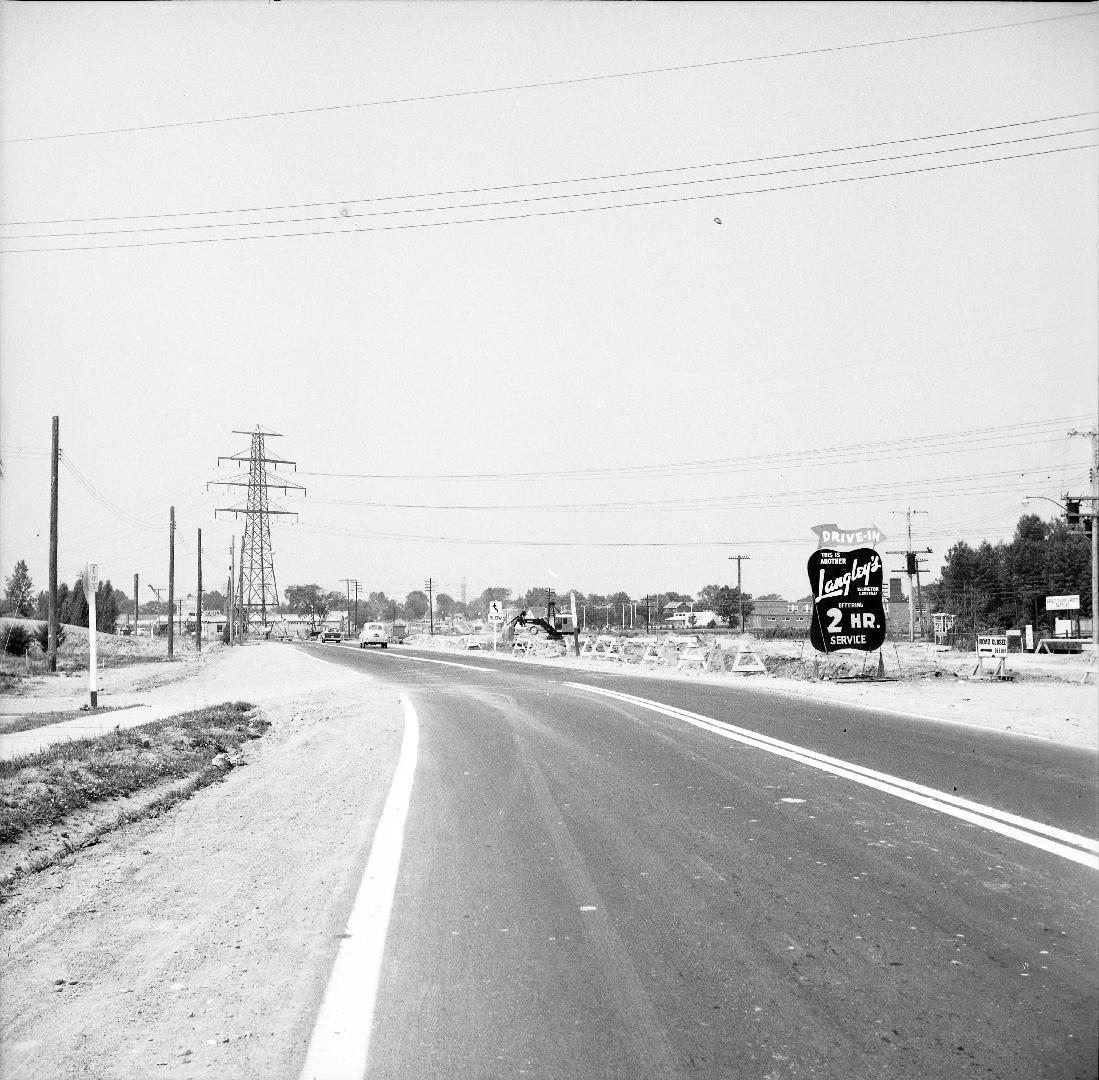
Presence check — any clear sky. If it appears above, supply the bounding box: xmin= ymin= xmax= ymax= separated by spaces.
xmin=1 ymin=1 xmax=1096 ymax=610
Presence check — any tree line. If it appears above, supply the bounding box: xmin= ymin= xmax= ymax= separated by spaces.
xmin=925 ymin=514 xmax=1091 ymax=635
xmin=281 ymin=582 xmax=754 ymax=630
xmin=1 ymin=560 xmax=124 ymax=634
xmin=5 ymin=510 xmax=1088 ymax=638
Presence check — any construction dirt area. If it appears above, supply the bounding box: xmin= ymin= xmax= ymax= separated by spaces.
xmin=0 ymin=635 xmax=1095 ymax=1079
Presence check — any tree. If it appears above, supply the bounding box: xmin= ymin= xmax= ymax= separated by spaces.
xmin=202 ymin=589 xmax=226 ymax=612
xmin=435 ymin=593 xmax=457 ymax=620
xmin=284 ymin=584 xmax=334 ymax=627
xmin=477 ymin=587 xmax=512 ymax=617
xmin=3 ymin=560 xmax=34 ymax=617
xmin=926 ymin=512 xmax=1093 ymax=638
xmin=517 ymin=586 xmax=558 ymax=613
xmin=61 ymin=579 xmax=88 ymax=627
xmin=405 ymin=590 xmax=429 ymax=620
xmin=95 ymin=581 xmax=120 ymax=633
xmin=697 ymin=584 xmax=755 ymax=629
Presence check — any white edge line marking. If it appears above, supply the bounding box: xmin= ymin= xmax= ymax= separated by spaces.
xmin=298 ymin=696 xmax=420 ymax=1080
xmin=566 ymin=682 xmax=1099 ymax=870
xmin=385 ymin=654 xmax=495 ymax=672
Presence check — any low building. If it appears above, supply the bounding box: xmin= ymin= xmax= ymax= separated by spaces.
xmin=747 ymin=596 xmax=814 ymax=633
xmin=666 ymin=609 xmax=719 ymax=629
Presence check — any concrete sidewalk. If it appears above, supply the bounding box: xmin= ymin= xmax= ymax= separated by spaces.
xmin=0 ymin=645 xmax=370 ymax=761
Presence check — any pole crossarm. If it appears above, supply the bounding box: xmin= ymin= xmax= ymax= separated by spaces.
xmin=217 ymin=453 xmax=298 ymax=471
xmin=210 ymin=476 xmax=306 ymax=494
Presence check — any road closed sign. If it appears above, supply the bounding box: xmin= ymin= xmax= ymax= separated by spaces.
xmin=976 ymin=635 xmax=1008 ymax=657
xmin=807 ymin=547 xmax=887 ymax=653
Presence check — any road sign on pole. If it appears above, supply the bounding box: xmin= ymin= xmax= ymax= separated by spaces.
xmin=84 ymin=563 xmax=99 ymax=707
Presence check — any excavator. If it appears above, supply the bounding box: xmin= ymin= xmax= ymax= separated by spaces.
xmin=508 ymin=592 xmax=579 ymax=651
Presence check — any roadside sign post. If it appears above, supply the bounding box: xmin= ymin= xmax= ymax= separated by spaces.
xmin=84 ymin=563 xmax=99 ymax=707
xmin=488 ymin=599 xmax=504 ymax=652
xmin=973 ymin=634 xmax=1010 ymax=679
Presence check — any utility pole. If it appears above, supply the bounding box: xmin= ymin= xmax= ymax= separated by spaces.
xmin=228 ymin=537 xmax=235 ymax=646
xmin=341 ymin=578 xmax=361 ymax=634
xmin=168 ymin=506 xmax=175 ymax=659
xmin=196 ymin=528 xmax=203 ymax=653
xmin=47 ymin=416 xmax=59 ymax=672
xmin=1067 ymin=427 xmax=1098 ymax=651
xmin=728 ymin=554 xmax=751 ymax=632
xmin=889 ymin=508 xmax=929 ymax=642
xmin=133 ymin=573 xmax=139 ymax=633
xmin=425 ymin=577 xmax=434 ymax=635
xmin=238 ymin=549 xmax=245 ymax=640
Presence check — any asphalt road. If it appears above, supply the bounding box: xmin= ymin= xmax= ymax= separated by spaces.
xmin=301 ymin=642 xmax=1098 ymax=1080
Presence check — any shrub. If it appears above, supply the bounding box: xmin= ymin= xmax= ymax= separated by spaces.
xmin=32 ymin=623 xmax=63 ymax=651
xmin=2 ymin=623 xmax=34 ymax=656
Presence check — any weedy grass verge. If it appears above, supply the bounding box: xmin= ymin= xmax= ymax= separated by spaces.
xmin=0 ymin=706 xmax=132 ymax=736
xmin=0 ymin=701 xmax=265 ymax=887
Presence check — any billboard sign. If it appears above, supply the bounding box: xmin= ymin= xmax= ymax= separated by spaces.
xmin=807 ymin=547 xmax=887 ymax=653
xmin=1045 ymin=595 xmax=1080 ymax=611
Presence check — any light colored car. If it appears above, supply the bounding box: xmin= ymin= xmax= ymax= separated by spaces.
xmin=320 ymin=628 xmax=342 ymax=643
xmin=358 ymin=622 xmax=391 ymax=649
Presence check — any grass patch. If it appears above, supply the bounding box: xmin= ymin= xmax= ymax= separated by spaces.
xmin=0 ymin=701 xmax=264 ymax=846
xmin=0 ymin=706 xmax=132 ymax=735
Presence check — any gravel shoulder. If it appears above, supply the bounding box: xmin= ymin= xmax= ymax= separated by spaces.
xmin=407 ymin=635 xmax=1099 ymax=751
xmin=0 ymin=643 xmax=404 ymax=1080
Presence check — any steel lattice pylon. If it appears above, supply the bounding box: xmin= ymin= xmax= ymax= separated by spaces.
xmin=215 ymin=427 xmax=305 ymax=629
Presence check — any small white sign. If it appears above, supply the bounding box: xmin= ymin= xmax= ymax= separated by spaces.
xmin=976 ymin=634 xmax=1008 ymax=657
xmin=488 ymin=600 xmax=504 ymax=622
xmin=83 ymin=562 xmax=99 ymax=594
xmin=1046 ymin=594 xmax=1081 ymax=611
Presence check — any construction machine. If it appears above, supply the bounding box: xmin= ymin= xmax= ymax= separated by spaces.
xmin=508 ymin=592 xmax=579 ymax=651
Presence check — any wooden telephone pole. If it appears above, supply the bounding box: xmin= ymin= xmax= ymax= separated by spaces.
xmin=47 ymin=416 xmax=59 ymax=672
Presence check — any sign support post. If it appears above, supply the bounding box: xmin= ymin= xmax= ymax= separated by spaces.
xmin=85 ymin=563 xmax=99 ymax=707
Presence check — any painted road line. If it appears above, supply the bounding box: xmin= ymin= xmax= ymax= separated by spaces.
xmin=298 ymin=696 xmax=420 ymax=1080
xmin=567 ymin=683 xmax=1099 ymax=870
xmin=385 ymin=654 xmax=496 ymax=673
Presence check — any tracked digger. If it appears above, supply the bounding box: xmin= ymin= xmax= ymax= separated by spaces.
xmin=508 ymin=591 xmax=580 ymax=654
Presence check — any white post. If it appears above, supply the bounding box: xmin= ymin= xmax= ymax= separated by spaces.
xmin=87 ymin=565 xmax=99 ymax=707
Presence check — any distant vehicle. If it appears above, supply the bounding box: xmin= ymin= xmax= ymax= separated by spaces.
xmin=320 ymin=628 xmax=342 ymax=643
xmin=359 ymin=622 xmax=391 ymax=649
xmin=389 ymin=621 xmax=409 ymax=644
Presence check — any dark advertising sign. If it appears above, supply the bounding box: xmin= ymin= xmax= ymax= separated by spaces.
xmin=807 ymin=547 xmax=887 ymax=653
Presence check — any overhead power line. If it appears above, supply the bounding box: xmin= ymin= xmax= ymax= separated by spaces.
xmin=300 ymin=415 xmax=1093 ymax=483
xmin=7 ymin=125 xmax=1093 ymax=243
xmin=3 ymin=9 xmax=1091 ymax=145
xmin=3 ymin=141 xmax=1093 ymax=255
xmin=305 ymin=465 xmax=1087 ymax=514
xmin=4 ymin=112 xmax=1091 ymax=228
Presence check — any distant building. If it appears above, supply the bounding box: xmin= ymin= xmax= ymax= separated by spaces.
xmin=666 ymin=609 xmax=719 ymax=629
xmin=747 ymin=596 xmax=813 ymax=633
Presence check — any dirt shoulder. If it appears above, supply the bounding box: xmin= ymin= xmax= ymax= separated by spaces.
xmin=409 ymin=635 xmax=1099 ymax=751
xmin=0 ymin=643 xmax=404 ymax=1080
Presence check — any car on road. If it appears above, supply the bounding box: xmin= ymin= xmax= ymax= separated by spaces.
xmin=320 ymin=628 xmax=342 ymax=643
xmin=358 ymin=622 xmax=391 ymax=649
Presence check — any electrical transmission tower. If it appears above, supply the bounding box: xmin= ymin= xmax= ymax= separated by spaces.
xmin=213 ymin=427 xmax=305 ymax=631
